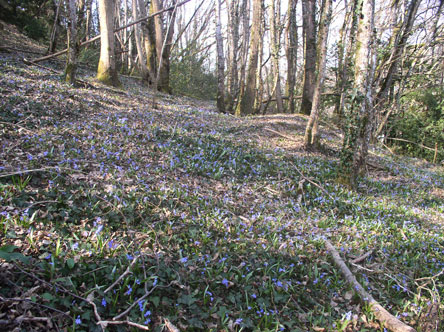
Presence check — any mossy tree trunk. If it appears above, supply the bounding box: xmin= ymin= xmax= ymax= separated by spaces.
xmin=338 ymin=0 xmax=375 ymax=188
xmin=65 ymin=0 xmax=85 ymax=85
xmin=97 ymin=0 xmax=121 ymax=87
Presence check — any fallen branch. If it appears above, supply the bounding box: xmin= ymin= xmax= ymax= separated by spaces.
xmin=263 ymin=127 xmax=298 ymax=142
xmin=350 ymin=250 xmax=373 ymax=264
xmin=325 ymin=240 xmax=416 ymax=332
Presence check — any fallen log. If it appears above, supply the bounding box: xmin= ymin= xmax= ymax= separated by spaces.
xmin=325 ymin=240 xmax=416 ymax=332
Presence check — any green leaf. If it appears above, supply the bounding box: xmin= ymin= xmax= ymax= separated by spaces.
xmin=42 ymin=293 xmax=54 ymax=301
xmin=0 ymin=245 xmax=30 ymax=263
xmin=66 ymin=258 xmax=75 ymax=269
xmin=151 ymin=296 xmax=160 ymax=307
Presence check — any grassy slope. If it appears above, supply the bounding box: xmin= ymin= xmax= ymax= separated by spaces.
xmin=1 ymin=22 xmax=443 ymax=332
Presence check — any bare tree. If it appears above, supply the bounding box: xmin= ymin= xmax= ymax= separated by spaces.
xmin=215 ymin=0 xmax=225 ymax=113
xmin=226 ymin=0 xmax=241 ymax=113
xmin=300 ymin=0 xmax=316 ymax=115
xmin=269 ymin=0 xmax=284 ymax=113
xmin=304 ymin=0 xmax=333 ymax=149
xmin=236 ymin=0 xmax=263 ymax=116
xmin=285 ymin=0 xmax=298 ymax=113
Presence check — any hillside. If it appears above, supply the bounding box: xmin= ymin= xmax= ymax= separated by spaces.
xmin=1 ymin=22 xmax=443 ymax=332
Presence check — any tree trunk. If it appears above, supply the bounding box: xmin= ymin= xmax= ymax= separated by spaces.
xmin=48 ymin=0 xmax=62 ymax=54
xmin=285 ymin=0 xmax=298 ymax=113
xmin=236 ymin=0 xmax=262 ymax=116
xmin=334 ymin=0 xmax=352 ymax=118
xmin=151 ymin=0 xmax=173 ymax=94
xmin=135 ymin=0 xmax=154 ymax=84
xmin=270 ymin=0 xmax=284 ymax=113
xmin=338 ymin=0 xmax=375 ymax=188
xmin=65 ymin=0 xmax=78 ymax=84
xmin=132 ymin=0 xmax=150 ymax=83
xmin=304 ymin=0 xmax=332 ymax=149
xmin=97 ymin=0 xmax=121 ymax=86
xmin=226 ymin=0 xmax=240 ymax=114
xmin=215 ymin=0 xmax=226 ymax=113
xmin=299 ymin=0 xmax=316 ymax=115
xmin=238 ymin=0 xmax=250 ymax=101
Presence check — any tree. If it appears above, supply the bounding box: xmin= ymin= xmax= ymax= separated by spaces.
xmin=299 ymin=0 xmax=316 ymax=115
xmin=65 ymin=0 xmax=79 ymax=84
xmin=215 ymin=0 xmax=225 ymax=113
xmin=131 ymin=0 xmax=150 ymax=83
xmin=338 ymin=0 xmax=375 ymax=188
xmin=304 ymin=0 xmax=332 ymax=149
xmin=236 ymin=0 xmax=263 ymax=116
xmin=97 ymin=0 xmax=121 ymax=86
xmin=285 ymin=0 xmax=298 ymax=113
xmin=269 ymin=0 xmax=284 ymax=113
xmin=226 ymin=0 xmax=241 ymax=114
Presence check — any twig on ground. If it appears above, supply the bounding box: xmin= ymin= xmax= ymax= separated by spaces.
xmin=104 ymin=255 xmax=139 ymax=294
xmin=351 ymin=250 xmax=374 ymax=264
xmin=164 ymin=317 xmax=180 ymax=332
xmin=325 ymin=240 xmax=416 ymax=332
xmin=289 ymin=161 xmax=335 ymax=201
xmin=263 ymin=127 xmax=298 ymax=142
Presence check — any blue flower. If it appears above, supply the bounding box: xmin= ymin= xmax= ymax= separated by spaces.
xmin=180 ymin=257 xmax=188 ymax=263
xmin=221 ymin=278 xmax=229 ymax=287
xmin=125 ymin=285 xmax=132 ymax=295
xmin=144 ymin=310 xmax=151 ymax=317
xmin=126 ymin=254 xmax=133 ymax=260
xmin=75 ymin=315 xmax=81 ymax=325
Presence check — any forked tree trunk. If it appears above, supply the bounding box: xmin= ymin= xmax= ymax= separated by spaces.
xmin=215 ymin=0 xmax=225 ymax=113
xmin=97 ymin=0 xmax=121 ymax=86
xmin=236 ymin=0 xmax=263 ymax=116
xmin=304 ymin=0 xmax=332 ymax=149
xmin=300 ymin=0 xmax=316 ymax=115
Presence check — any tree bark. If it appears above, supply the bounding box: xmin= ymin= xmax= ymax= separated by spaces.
xmin=226 ymin=0 xmax=240 ymax=114
xmin=236 ymin=0 xmax=262 ymax=116
xmin=338 ymin=0 xmax=375 ymax=188
xmin=304 ymin=0 xmax=332 ymax=149
xmin=299 ymin=0 xmax=316 ymax=115
xmin=65 ymin=0 xmax=78 ymax=84
xmin=285 ymin=0 xmax=298 ymax=113
xmin=215 ymin=0 xmax=226 ymax=113
xmin=238 ymin=0 xmax=251 ymax=101
xmin=132 ymin=0 xmax=150 ymax=83
xmin=270 ymin=0 xmax=284 ymax=113
xmin=97 ymin=0 xmax=121 ymax=86
xmin=47 ymin=0 xmax=62 ymax=54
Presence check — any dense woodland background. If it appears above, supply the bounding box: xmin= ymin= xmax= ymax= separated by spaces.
xmin=0 ymin=0 xmax=443 ymax=331
xmin=1 ymin=0 xmax=443 ymax=171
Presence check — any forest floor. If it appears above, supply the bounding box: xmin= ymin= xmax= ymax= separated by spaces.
xmin=1 ymin=21 xmax=443 ymax=332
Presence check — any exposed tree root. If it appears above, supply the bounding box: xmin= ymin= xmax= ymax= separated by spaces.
xmin=325 ymin=240 xmax=416 ymax=332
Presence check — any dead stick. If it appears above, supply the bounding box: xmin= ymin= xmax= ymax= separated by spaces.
xmin=325 ymin=240 xmax=416 ymax=332
xmin=263 ymin=127 xmax=298 ymax=142
xmin=350 ymin=250 xmax=373 ymax=264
